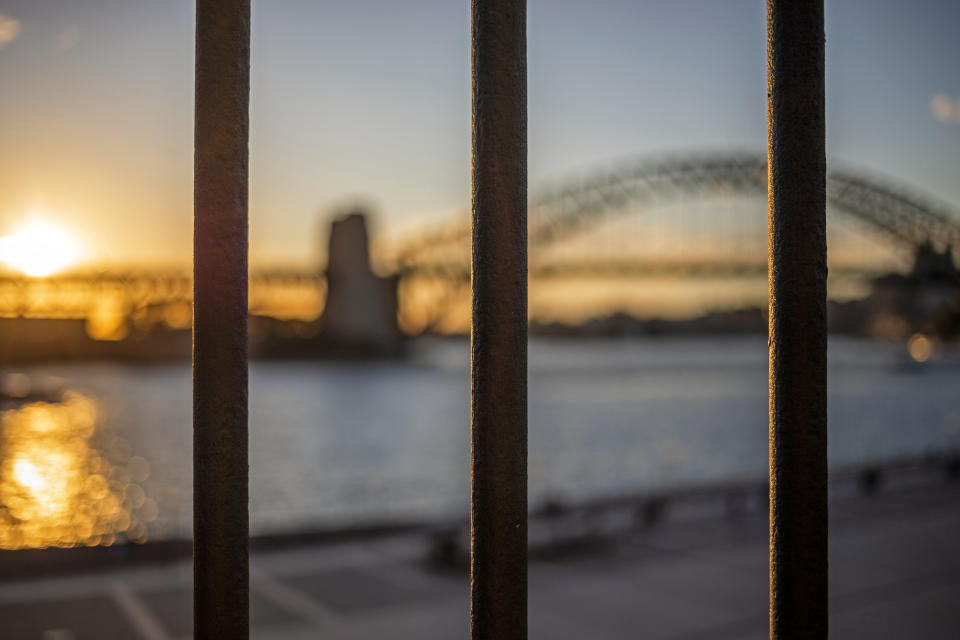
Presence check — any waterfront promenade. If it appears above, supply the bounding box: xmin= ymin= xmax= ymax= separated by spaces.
xmin=0 ymin=468 xmax=956 ymax=639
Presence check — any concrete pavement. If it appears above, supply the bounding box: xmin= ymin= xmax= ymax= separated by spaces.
xmin=0 ymin=476 xmax=956 ymax=639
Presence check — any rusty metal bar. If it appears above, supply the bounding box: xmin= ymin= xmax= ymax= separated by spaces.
xmin=767 ymin=0 xmax=828 ymax=637
xmin=193 ymin=0 xmax=250 ymax=638
xmin=470 ymin=0 xmax=527 ymax=638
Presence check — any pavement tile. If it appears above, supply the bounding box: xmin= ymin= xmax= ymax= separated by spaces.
xmin=282 ymin=567 xmax=429 ymax=614
xmin=138 ymin=587 xmax=302 ymax=638
xmin=0 ymin=595 xmax=141 ymax=640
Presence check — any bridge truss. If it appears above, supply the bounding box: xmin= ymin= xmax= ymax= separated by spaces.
xmin=394 ymin=152 xmax=960 ymax=275
xmin=386 ymin=152 xmax=960 ymax=331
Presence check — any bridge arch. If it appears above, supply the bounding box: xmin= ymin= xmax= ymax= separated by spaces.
xmin=395 ymin=151 xmax=960 ymax=270
xmin=527 ymin=152 xmax=960 ymax=254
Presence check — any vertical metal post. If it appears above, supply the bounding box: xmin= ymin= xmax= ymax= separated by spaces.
xmin=193 ymin=1 xmax=250 ymax=638
xmin=470 ymin=1 xmax=527 ymax=638
xmin=767 ymin=0 xmax=828 ymax=638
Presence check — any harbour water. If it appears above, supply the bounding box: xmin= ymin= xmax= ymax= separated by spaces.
xmin=3 ymin=335 xmax=958 ymax=545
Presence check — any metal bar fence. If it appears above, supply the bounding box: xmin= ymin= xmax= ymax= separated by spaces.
xmin=470 ymin=0 xmax=528 ymax=638
xmin=766 ymin=0 xmax=828 ymax=637
xmin=193 ymin=0 xmax=251 ymax=637
xmin=184 ymin=2 xmax=832 ymax=637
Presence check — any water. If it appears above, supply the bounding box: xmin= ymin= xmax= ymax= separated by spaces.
xmin=4 ymin=336 xmax=959 ymax=543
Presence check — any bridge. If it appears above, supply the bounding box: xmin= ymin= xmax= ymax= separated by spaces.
xmin=386 ymin=152 xmax=960 ymax=331
xmin=391 ymin=151 xmax=960 ymax=275
xmin=1 ymin=151 xmax=958 ymax=332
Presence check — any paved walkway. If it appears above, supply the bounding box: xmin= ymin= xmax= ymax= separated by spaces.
xmin=0 ymin=478 xmax=957 ymax=639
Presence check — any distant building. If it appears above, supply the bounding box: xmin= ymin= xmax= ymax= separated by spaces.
xmin=863 ymin=245 xmax=960 ymax=340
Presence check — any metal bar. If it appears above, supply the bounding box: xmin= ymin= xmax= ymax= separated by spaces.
xmin=193 ymin=0 xmax=250 ymax=638
xmin=766 ymin=0 xmax=828 ymax=637
xmin=470 ymin=0 xmax=527 ymax=638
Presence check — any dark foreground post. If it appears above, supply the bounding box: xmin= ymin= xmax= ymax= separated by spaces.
xmin=470 ymin=1 xmax=528 ymax=638
xmin=193 ymin=1 xmax=250 ymax=638
xmin=767 ymin=0 xmax=828 ymax=637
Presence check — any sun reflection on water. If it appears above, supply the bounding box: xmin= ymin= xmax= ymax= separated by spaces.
xmin=0 ymin=391 xmax=152 ymax=549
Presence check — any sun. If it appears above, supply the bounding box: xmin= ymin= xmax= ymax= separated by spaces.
xmin=0 ymin=220 xmax=83 ymax=277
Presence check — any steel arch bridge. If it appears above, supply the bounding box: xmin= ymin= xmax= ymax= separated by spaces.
xmin=392 ymin=151 xmax=960 ymax=279
xmin=2 ymin=151 xmax=957 ymax=326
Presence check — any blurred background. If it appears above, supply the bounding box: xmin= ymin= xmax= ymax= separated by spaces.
xmin=0 ymin=0 xmax=958 ymax=638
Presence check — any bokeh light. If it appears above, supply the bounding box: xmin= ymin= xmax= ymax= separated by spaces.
xmin=0 ymin=391 xmax=151 ymax=548
xmin=907 ymin=333 xmax=932 ymax=363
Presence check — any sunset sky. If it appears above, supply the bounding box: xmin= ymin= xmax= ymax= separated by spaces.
xmin=0 ymin=0 xmax=958 ymax=269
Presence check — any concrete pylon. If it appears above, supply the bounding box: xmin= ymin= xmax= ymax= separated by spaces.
xmin=320 ymin=211 xmax=401 ymax=354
